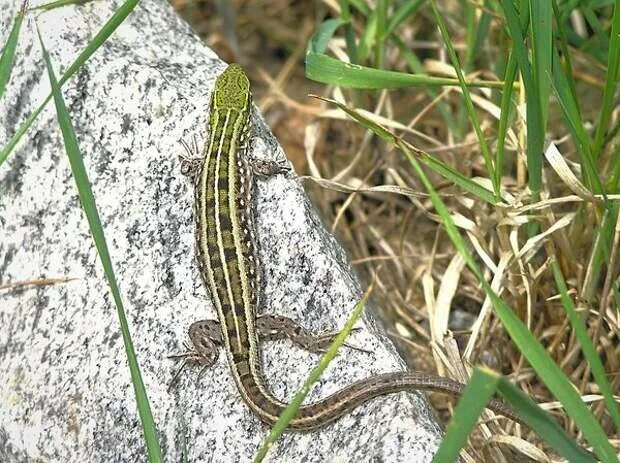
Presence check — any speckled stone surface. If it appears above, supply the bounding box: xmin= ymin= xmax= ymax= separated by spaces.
xmin=0 ymin=1 xmax=445 ymax=461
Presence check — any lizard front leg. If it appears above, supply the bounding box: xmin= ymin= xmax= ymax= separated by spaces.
xmin=256 ymin=314 xmax=369 ymax=354
xmin=178 ymin=137 xmax=203 ymax=180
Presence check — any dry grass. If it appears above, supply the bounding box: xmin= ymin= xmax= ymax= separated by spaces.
xmin=171 ymin=1 xmax=619 ymax=461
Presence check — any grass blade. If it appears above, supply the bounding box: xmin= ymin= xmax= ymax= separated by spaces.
xmin=306 ymin=53 xmax=509 ymax=90
xmin=339 ymin=0 xmax=358 ymax=64
xmin=253 ymin=280 xmax=376 ymax=462
xmin=529 ymin=0 xmax=552 ymax=128
xmin=0 ymin=1 xmax=26 ymax=102
xmin=469 ymin=1 xmax=492 ymax=67
xmin=592 ymin=0 xmax=620 ymax=160
xmin=355 ymin=7 xmax=376 ymax=62
xmin=307 ymin=17 xmax=344 ymax=55
xmin=496 ymin=376 xmax=596 ymax=462
xmin=582 ymin=207 xmax=618 ymax=303
xmin=28 ymin=0 xmax=93 ymax=11
xmin=495 ymin=51 xmax=517 ymax=188
xmin=551 ymin=259 xmax=620 ymax=431
xmin=391 ymin=34 xmax=459 ymax=136
xmin=551 ymin=47 xmax=604 ymax=196
xmin=433 ymin=368 xmax=595 ymax=463
xmin=499 ymin=0 xmax=544 ymax=203
xmin=306 ymin=24 xmax=509 ymax=90
xmin=38 ymin=24 xmax=162 ymax=463
xmin=311 ymin=95 xmax=498 ymax=204
xmin=431 ymin=368 xmax=501 ymax=463
xmin=430 ymin=1 xmax=498 ymax=198
xmin=385 ymin=0 xmax=425 ymax=36
xmin=374 ymin=0 xmax=386 ymax=68
xmin=0 ymin=0 xmax=140 ymax=167
xmin=551 ymin=0 xmax=580 ymax=116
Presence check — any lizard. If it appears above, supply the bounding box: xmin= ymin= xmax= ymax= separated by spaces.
xmin=171 ymin=63 xmax=521 ymax=430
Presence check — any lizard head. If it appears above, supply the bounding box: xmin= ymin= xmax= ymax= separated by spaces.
xmin=212 ymin=63 xmax=251 ymax=113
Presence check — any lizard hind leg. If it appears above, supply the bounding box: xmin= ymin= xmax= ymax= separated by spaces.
xmin=168 ymin=319 xmax=223 ymax=390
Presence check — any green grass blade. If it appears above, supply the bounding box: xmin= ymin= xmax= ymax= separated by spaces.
xmin=469 ymin=1 xmax=492 ymax=67
xmin=312 ymin=95 xmax=498 ymax=204
xmin=582 ymin=208 xmax=617 ymax=302
xmin=430 ymin=1 xmax=498 ymax=198
xmin=495 ymin=51 xmax=517 ymax=188
xmin=38 ymin=25 xmax=162 ymax=463
xmin=253 ymin=281 xmax=376 ymax=463
xmin=499 ymin=0 xmax=544 ymax=202
xmin=433 ymin=368 xmax=595 ymax=463
xmin=551 ymin=0 xmax=580 ymax=114
xmin=431 ymin=368 xmax=500 ymax=463
xmin=307 ymin=18 xmax=344 ymax=54
xmin=0 ymin=0 xmax=139 ymax=167
xmin=348 ymin=0 xmax=369 ymax=16
xmin=418 ymin=151 xmax=497 ymax=204
xmin=463 ymin=1 xmax=477 ymax=71
xmin=356 ymin=7 xmax=377 ymax=62
xmin=374 ymin=0 xmax=387 ymax=68
xmin=28 ymin=0 xmax=93 ymax=11
xmin=551 ymin=48 xmax=604 ymax=196
xmin=582 ymin=4 xmax=606 ymax=38
xmin=305 ymin=15 xmax=511 ymax=91
xmin=385 ymin=0 xmax=425 ymax=36
xmin=592 ymin=0 xmax=620 ymax=160
xmin=608 ymin=143 xmax=620 ymax=192
xmin=529 ymin=0 xmax=552 ymax=128
xmin=551 ymin=259 xmax=620 ymax=431
xmin=495 ymin=376 xmax=596 ymax=462
xmin=0 ymin=1 xmax=25 ymax=102
xmin=398 ymin=138 xmax=619 ymax=463
xmin=593 ymin=204 xmax=620 ymax=313
xmin=305 ymin=53 xmax=508 ymax=89
xmin=339 ymin=0 xmax=358 ymax=64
